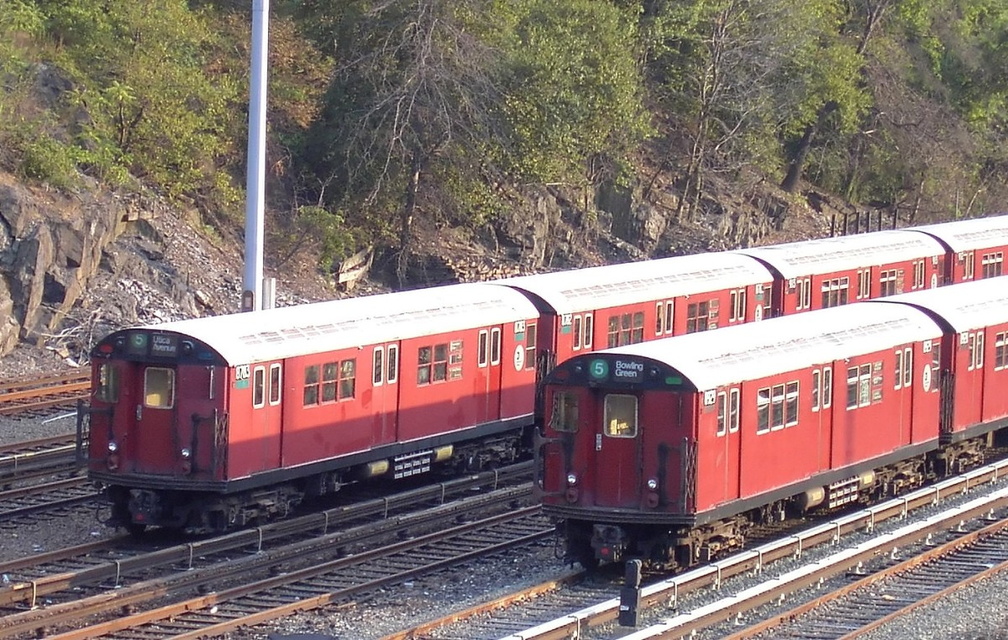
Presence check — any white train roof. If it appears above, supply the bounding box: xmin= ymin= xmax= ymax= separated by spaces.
xmin=495 ymin=252 xmax=772 ymax=315
xmin=908 ymin=213 xmax=1008 ymax=252
xmin=130 ymin=283 xmax=539 ymax=365
xmin=880 ymin=276 xmax=1008 ymax=332
xmin=596 ymin=302 xmax=941 ymax=391
xmin=733 ymin=229 xmax=946 ymax=280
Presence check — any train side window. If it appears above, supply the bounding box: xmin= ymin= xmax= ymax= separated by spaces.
xmin=573 ymin=315 xmax=583 ymax=350
xmin=478 ymin=330 xmax=489 ymax=365
xmin=490 ymin=328 xmax=501 ymax=364
xmin=771 ymin=384 xmax=785 ymax=430
xmin=373 ymin=348 xmax=384 ymax=385
xmin=716 ymin=392 xmax=727 ymax=436
xmin=811 ymin=369 xmax=821 ymax=411
xmin=822 ymin=368 xmax=832 ymax=408
xmin=785 ymin=381 xmax=799 ymax=426
xmin=339 ymin=359 xmax=356 ymax=399
xmin=434 ymin=343 xmax=449 ymax=381
xmin=550 ymin=391 xmax=579 ymax=432
xmin=664 ymin=302 xmax=673 ymax=333
xmin=607 ymin=315 xmax=619 ymax=347
xmin=974 ymin=332 xmax=985 ymax=369
xmin=303 ymin=365 xmax=319 ymax=406
xmin=322 ymin=362 xmax=338 ymax=402
xmin=603 ymin=394 xmax=637 ymax=438
xmin=525 ymin=324 xmax=537 ymax=370
xmin=387 ymin=345 xmax=399 ymax=383
xmin=631 ymin=312 xmax=644 ymax=343
xmin=756 ymin=388 xmax=770 ymax=434
xmin=144 ymin=367 xmax=175 ymax=409
xmin=269 ymin=364 xmax=281 ymax=405
xmin=729 ymin=388 xmax=739 ymax=432
xmin=995 ymin=332 xmax=1008 ymax=371
xmin=96 ymin=363 xmax=119 ymax=403
xmin=583 ymin=314 xmax=594 ymax=349
xmin=894 ymin=350 xmax=904 ymax=390
xmin=902 ymin=347 xmax=912 ymax=387
xmin=655 ymin=303 xmax=664 ymax=336
xmin=253 ymin=366 xmax=265 ymax=408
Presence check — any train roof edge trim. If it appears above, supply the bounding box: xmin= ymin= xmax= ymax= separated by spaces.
xmin=733 ymin=230 xmax=947 ymax=280
xmin=909 ymin=213 xmax=1008 ymax=252
xmin=494 ymin=252 xmax=773 ymax=314
xmin=99 ymin=283 xmax=540 ymax=366
xmin=879 ymin=275 xmax=1008 ymax=332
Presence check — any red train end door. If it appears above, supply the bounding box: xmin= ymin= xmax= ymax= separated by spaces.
xmin=129 ymin=365 xmax=178 ymax=474
xmin=593 ymin=392 xmax=641 ymax=508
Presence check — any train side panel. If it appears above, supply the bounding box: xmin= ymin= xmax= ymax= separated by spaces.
xmin=500 ymin=318 xmax=539 ymax=418
xmin=731 ymin=370 xmax=822 ymax=508
xmin=279 ymin=347 xmax=376 ymax=467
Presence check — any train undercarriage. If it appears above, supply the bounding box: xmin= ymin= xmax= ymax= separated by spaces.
xmin=102 ymin=427 xmax=531 ymax=535
xmin=560 ymin=432 xmax=995 ymax=571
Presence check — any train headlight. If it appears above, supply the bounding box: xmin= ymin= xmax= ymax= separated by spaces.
xmin=107 ymin=441 xmax=118 ymax=453
xmin=647 ymin=478 xmax=658 ymax=490
xmin=566 ymin=472 xmax=577 ymax=486
xmin=180 ymin=448 xmax=191 ymax=459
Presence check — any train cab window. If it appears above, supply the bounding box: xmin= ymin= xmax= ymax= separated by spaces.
xmin=550 ymin=391 xmax=579 ymax=432
xmin=387 ymin=345 xmax=399 ymax=383
xmin=303 ymin=365 xmax=319 ymax=406
xmin=253 ymin=367 xmax=265 ymax=408
xmin=144 ymin=367 xmax=175 ymax=409
xmin=603 ymin=394 xmax=637 ymax=438
xmin=95 ymin=363 xmax=119 ymax=403
xmin=269 ymin=364 xmax=281 ymax=405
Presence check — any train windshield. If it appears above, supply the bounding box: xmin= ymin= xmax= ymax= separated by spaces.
xmin=550 ymin=391 xmax=579 ymax=432
xmin=604 ymin=394 xmax=637 ymax=437
xmin=95 ymin=363 xmax=119 ymax=403
xmin=144 ymin=367 xmax=175 ymax=409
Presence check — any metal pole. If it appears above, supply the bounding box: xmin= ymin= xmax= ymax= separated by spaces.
xmin=243 ymin=0 xmax=269 ymax=312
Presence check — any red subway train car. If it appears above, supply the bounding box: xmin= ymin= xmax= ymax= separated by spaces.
xmin=78 ymin=214 xmax=1008 ymax=533
xmin=537 ymin=276 xmax=1008 ymax=568
xmin=84 ymin=283 xmax=541 ymax=532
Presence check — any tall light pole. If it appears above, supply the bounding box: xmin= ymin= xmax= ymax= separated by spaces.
xmin=242 ymin=0 xmax=269 ymax=312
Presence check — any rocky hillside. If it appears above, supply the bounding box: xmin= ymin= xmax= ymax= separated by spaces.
xmin=0 ymin=157 xmax=857 ymax=381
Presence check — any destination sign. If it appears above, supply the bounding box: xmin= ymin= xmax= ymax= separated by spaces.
xmin=588 ymin=357 xmax=643 ymax=383
xmin=613 ymin=359 xmax=643 ymax=382
xmin=150 ymin=333 xmax=179 ymax=357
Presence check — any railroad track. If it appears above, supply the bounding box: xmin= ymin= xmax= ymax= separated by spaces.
xmin=0 ymin=463 xmax=540 ymax=637
xmin=0 ymin=435 xmax=83 ymax=485
xmin=730 ymin=515 xmax=1008 ymax=639
xmin=385 ymin=458 xmax=1008 ymax=640
xmin=0 ymin=371 xmax=89 ymax=417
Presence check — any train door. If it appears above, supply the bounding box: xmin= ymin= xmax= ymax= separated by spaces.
xmin=370 ymin=344 xmax=400 ymax=445
xmin=719 ymin=388 xmax=742 ymax=502
xmin=239 ymin=363 xmax=282 ymax=477
xmin=473 ymin=328 xmax=503 ymax=423
xmin=592 ymin=390 xmax=641 ymax=508
xmin=129 ymin=364 xmax=178 ymax=474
